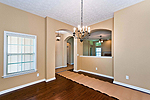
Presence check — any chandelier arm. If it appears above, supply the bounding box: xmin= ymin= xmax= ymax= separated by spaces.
xmin=81 ymin=32 xmax=89 ymax=39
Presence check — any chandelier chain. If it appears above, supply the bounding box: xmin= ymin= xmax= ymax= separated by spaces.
xmin=73 ymin=0 xmax=90 ymax=42
xmin=81 ymin=0 xmax=83 ymax=27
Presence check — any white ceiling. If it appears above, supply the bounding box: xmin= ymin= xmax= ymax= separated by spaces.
xmin=0 ymin=0 xmax=144 ymax=26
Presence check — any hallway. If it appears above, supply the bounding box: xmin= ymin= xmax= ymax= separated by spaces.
xmin=55 ymin=64 xmax=74 ymax=73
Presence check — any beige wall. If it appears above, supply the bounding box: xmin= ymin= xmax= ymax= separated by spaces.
xmin=0 ymin=3 xmax=45 ymax=91
xmin=78 ymin=18 xmax=114 ymax=76
xmin=80 ymin=57 xmax=113 ymax=77
xmin=101 ymin=40 xmax=111 ymax=56
xmin=45 ymin=17 xmax=73 ymax=79
xmin=114 ymin=0 xmax=150 ymax=90
xmin=77 ymin=39 xmax=83 ymax=70
xmin=83 ymin=40 xmax=89 ymax=56
xmin=55 ymin=34 xmax=64 ymax=67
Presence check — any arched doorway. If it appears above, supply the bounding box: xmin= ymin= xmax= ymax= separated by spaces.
xmin=65 ymin=37 xmax=74 ymax=65
xmin=55 ymin=29 xmax=76 ymax=73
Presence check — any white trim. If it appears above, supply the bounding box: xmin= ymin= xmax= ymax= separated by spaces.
xmin=78 ymin=70 xmax=114 ymax=79
xmin=4 ymin=31 xmax=36 ymax=38
xmin=0 ymin=77 xmax=57 ymax=95
xmin=2 ymin=69 xmax=37 ymax=78
xmin=113 ymin=81 xmax=150 ymax=94
xmin=34 ymin=35 xmax=37 ymax=72
xmin=74 ymin=38 xmax=77 ymax=71
xmin=73 ymin=70 xmax=79 ymax=72
xmin=55 ymin=65 xmax=67 ymax=69
xmin=45 ymin=77 xmax=56 ymax=82
xmin=80 ymin=55 xmax=113 ymax=58
xmin=4 ymin=31 xmax=7 ymax=77
xmin=0 ymin=79 xmax=45 ymax=95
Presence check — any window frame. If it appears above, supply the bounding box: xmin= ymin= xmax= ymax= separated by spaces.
xmin=96 ymin=47 xmax=101 ymax=57
xmin=3 ymin=31 xmax=37 ymax=78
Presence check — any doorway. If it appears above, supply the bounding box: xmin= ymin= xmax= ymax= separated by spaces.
xmin=55 ymin=32 xmax=74 ymax=73
xmin=67 ymin=37 xmax=74 ymax=65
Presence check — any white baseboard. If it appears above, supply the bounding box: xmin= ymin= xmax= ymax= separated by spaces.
xmin=45 ymin=77 xmax=56 ymax=82
xmin=55 ymin=65 xmax=67 ymax=69
xmin=0 ymin=77 xmax=56 ymax=95
xmin=78 ymin=70 xmax=114 ymax=79
xmin=113 ymin=81 xmax=150 ymax=94
xmin=73 ymin=70 xmax=79 ymax=72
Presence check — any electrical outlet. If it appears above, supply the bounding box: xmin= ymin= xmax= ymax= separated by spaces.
xmin=96 ymin=67 xmax=97 ymax=70
xmin=126 ymin=75 xmax=129 ymax=80
xmin=37 ymin=73 xmax=39 ymax=77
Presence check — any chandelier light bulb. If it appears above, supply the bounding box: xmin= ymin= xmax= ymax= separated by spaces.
xmin=78 ymin=25 xmax=80 ymax=30
xmin=83 ymin=26 xmax=84 ymax=32
xmin=73 ymin=27 xmax=76 ymax=32
xmin=56 ymin=37 xmax=60 ymax=40
xmin=88 ymin=27 xmax=90 ymax=33
xmin=82 ymin=32 xmax=84 ymax=36
xmin=86 ymin=26 xmax=87 ymax=32
xmin=80 ymin=28 xmax=82 ymax=32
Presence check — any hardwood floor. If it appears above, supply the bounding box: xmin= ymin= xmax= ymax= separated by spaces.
xmin=0 ymin=74 xmax=118 ymax=100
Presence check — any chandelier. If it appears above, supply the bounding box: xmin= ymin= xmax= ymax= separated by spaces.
xmin=73 ymin=0 xmax=91 ymax=42
xmin=99 ymin=35 xmax=104 ymax=43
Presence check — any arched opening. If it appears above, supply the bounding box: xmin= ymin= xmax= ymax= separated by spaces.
xmin=83 ymin=29 xmax=112 ymax=57
xmin=55 ymin=29 xmax=75 ymax=73
xmin=65 ymin=36 xmax=74 ymax=65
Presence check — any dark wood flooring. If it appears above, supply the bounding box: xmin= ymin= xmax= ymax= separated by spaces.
xmin=0 ymin=74 xmax=118 ymax=100
xmin=68 ymin=69 xmax=113 ymax=83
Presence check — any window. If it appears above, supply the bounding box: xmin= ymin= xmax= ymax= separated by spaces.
xmin=3 ymin=31 xmax=37 ymax=78
xmin=96 ymin=48 xmax=101 ymax=56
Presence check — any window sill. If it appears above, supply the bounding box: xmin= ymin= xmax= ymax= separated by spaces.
xmin=2 ymin=69 xmax=37 ymax=78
